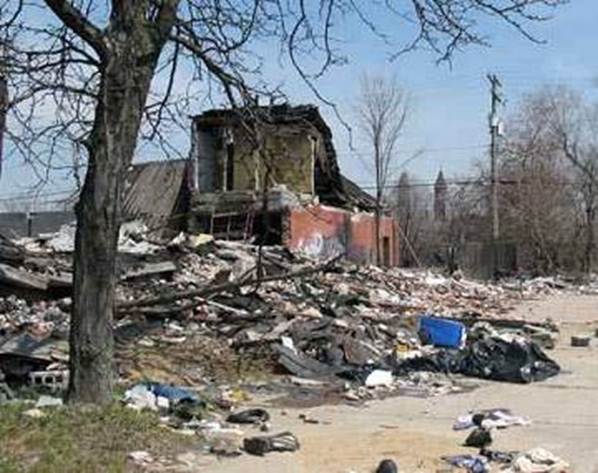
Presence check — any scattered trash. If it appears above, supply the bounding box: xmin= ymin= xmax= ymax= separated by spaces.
xmin=128 ymin=450 xmax=154 ymax=465
xmin=243 ymin=431 xmax=300 ymax=456
xmin=464 ymin=427 xmax=492 ymax=449
xmin=147 ymin=383 xmax=199 ymax=403
xmin=570 ymin=336 xmax=590 ymax=347
xmin=419 ymin=316 xmax=466 ymax=348
xmin=124 ymin=384 xmax=160 ymax=411
xmin=504 ymin=447 xmax=569 ymax=472
xmin=454 ymin=408 xmax=531 ymax=431
xmin=442 ymin=454 xmax=489 ymax=472
xmin=226 ymin=408 xmax=270 ymax=425
xmin=298 ymin=412 xmax=319 ymax=424
xmin=365 ymin=370 xmax=393 ymax=387
xmin=376 ymin=459 xmax=399 ymax=473
xmin=395 ymin=324 xmax=560 ymax=384
xmin=480 ymin=449 xmax=518 ymax=464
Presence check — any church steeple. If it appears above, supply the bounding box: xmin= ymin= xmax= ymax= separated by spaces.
xmin=434 ymin=170 xmax=448 ymax=221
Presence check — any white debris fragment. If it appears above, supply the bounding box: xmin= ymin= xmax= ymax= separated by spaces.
xmin=365 ymin=370 xmax=393 ymax=387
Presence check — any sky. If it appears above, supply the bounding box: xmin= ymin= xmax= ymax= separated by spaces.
xmin=1 ymin=0 xmax=597 ymax=207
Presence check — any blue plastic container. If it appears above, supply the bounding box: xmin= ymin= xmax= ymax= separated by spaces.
xmin=418 ymin=316 xmax=466 ymax=348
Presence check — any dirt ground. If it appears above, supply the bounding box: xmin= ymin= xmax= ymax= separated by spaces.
xmin=201 ymin=293 xmax=598 ymax=473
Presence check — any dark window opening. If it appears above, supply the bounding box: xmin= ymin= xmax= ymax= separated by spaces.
xmin=225 ymin=143 xmax=234 ymax=191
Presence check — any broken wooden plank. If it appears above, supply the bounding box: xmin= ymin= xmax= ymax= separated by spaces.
xmin=121 ymin=261 xmax=177 ymax=280
xmin=118 ymin=255 xmax=341 ymax=312
xmin=0 ymin=263 xmax=48 ymax=291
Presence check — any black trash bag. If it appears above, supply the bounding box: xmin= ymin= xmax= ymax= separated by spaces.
xmin=458 ymin=336 xmax=560 ymax=383
xmin=464 ymin=428 xmax=492 ymax=448
xmin=388 ymin=348 xmax=461 ymax=375
xmin=393 ymin=335 xmax=560 ymax=384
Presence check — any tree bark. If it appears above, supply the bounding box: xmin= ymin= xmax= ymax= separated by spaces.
xmin=584 ymin=206 xmax=595 ymax=273
xmin=375 ymin=145 xmax=381 ymax=266
xmin=68 ymin=20 xmax=173 ymax=403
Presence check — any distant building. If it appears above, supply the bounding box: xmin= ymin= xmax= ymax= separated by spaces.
xmin=434 ymin=170 xmax=448 ymax=221
xmin=397 ymin=172 xmax=411 ymax=212
xmin=123 ymin=104 xmax=401 ymax=266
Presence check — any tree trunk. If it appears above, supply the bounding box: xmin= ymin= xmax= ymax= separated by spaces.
xmin=584 ymin=206 xmax=595 ymax=273
xmin=375 ymin=147 xmax=381 ymax=266
xmin=68 ymin=46 xmax=162 ymax=403
xmin=375 ymin=203 xmax=381 ymax=266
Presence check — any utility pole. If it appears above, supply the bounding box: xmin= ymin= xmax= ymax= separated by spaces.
xmin=0 ymin=39 xmax=7 ymax=182
xmin=487 ymin=74 xmax=502 ymax=242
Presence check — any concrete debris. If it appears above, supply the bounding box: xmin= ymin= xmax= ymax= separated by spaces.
xmin=0 ymin=226 xmax=569 ymax=408
xmin=0 ymin=225 xmax=583 ymax=473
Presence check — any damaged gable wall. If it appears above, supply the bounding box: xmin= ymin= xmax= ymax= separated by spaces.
xmin=189 ymin=105 xmax=400 ymax=266
xmin=191 ymin=114 xmax=320 ymax=195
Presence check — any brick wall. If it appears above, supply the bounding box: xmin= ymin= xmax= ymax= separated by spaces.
xmin=286 ymin=205 xmax=399 ymax=266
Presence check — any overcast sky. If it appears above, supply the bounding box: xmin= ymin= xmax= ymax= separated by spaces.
xmin=1 ymin=0 xmax=596 ymax=205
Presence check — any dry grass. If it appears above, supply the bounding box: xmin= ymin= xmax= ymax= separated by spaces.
xmin=0 ymin=403 xmax=196 ymax=473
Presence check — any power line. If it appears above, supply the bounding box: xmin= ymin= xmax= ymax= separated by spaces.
xmin=354 ymin=178 xmax=584 ymax=190
xmin=0 ymin=188 xmax=74 ymax=202
xmin=337 ymin=143 xmax=489 ymax=158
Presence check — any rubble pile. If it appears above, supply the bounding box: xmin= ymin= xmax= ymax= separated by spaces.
xmin=0 ymin=225 xmax=566 ymax=400
xmin=0 ymin=226 xmax=577 ymax=470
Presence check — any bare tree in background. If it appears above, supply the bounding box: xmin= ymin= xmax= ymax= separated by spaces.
xmin=0 ymin=0 xmax=566 ymax=403
xmin=495 ymin=86 xmax=598 ymax=273
xmin=358 ymin=74 xmax=408 ymax=265
xmin=546 ymin=88 xmax=598 ymax=272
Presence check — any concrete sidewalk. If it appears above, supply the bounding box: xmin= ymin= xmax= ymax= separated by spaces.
xmin=206 ymin=295 xmax=598 ymax=472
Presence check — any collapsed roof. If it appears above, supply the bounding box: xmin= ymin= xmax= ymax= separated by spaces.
xmin=192 ymin=104 xmax=376 ymax=212
xmin=122 ymin=159 xmax=190 ymax=235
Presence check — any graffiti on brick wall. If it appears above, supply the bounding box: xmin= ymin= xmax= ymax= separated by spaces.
xmin=297 ymin=233 xmax=345 ymax=259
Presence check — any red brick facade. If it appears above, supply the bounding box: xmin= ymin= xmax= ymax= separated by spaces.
xmin=286 ymin=205 xmax=399 ymax=266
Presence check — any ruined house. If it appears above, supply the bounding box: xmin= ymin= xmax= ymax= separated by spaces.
xmin=125 ymin=104 xmax=400 ymax=266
